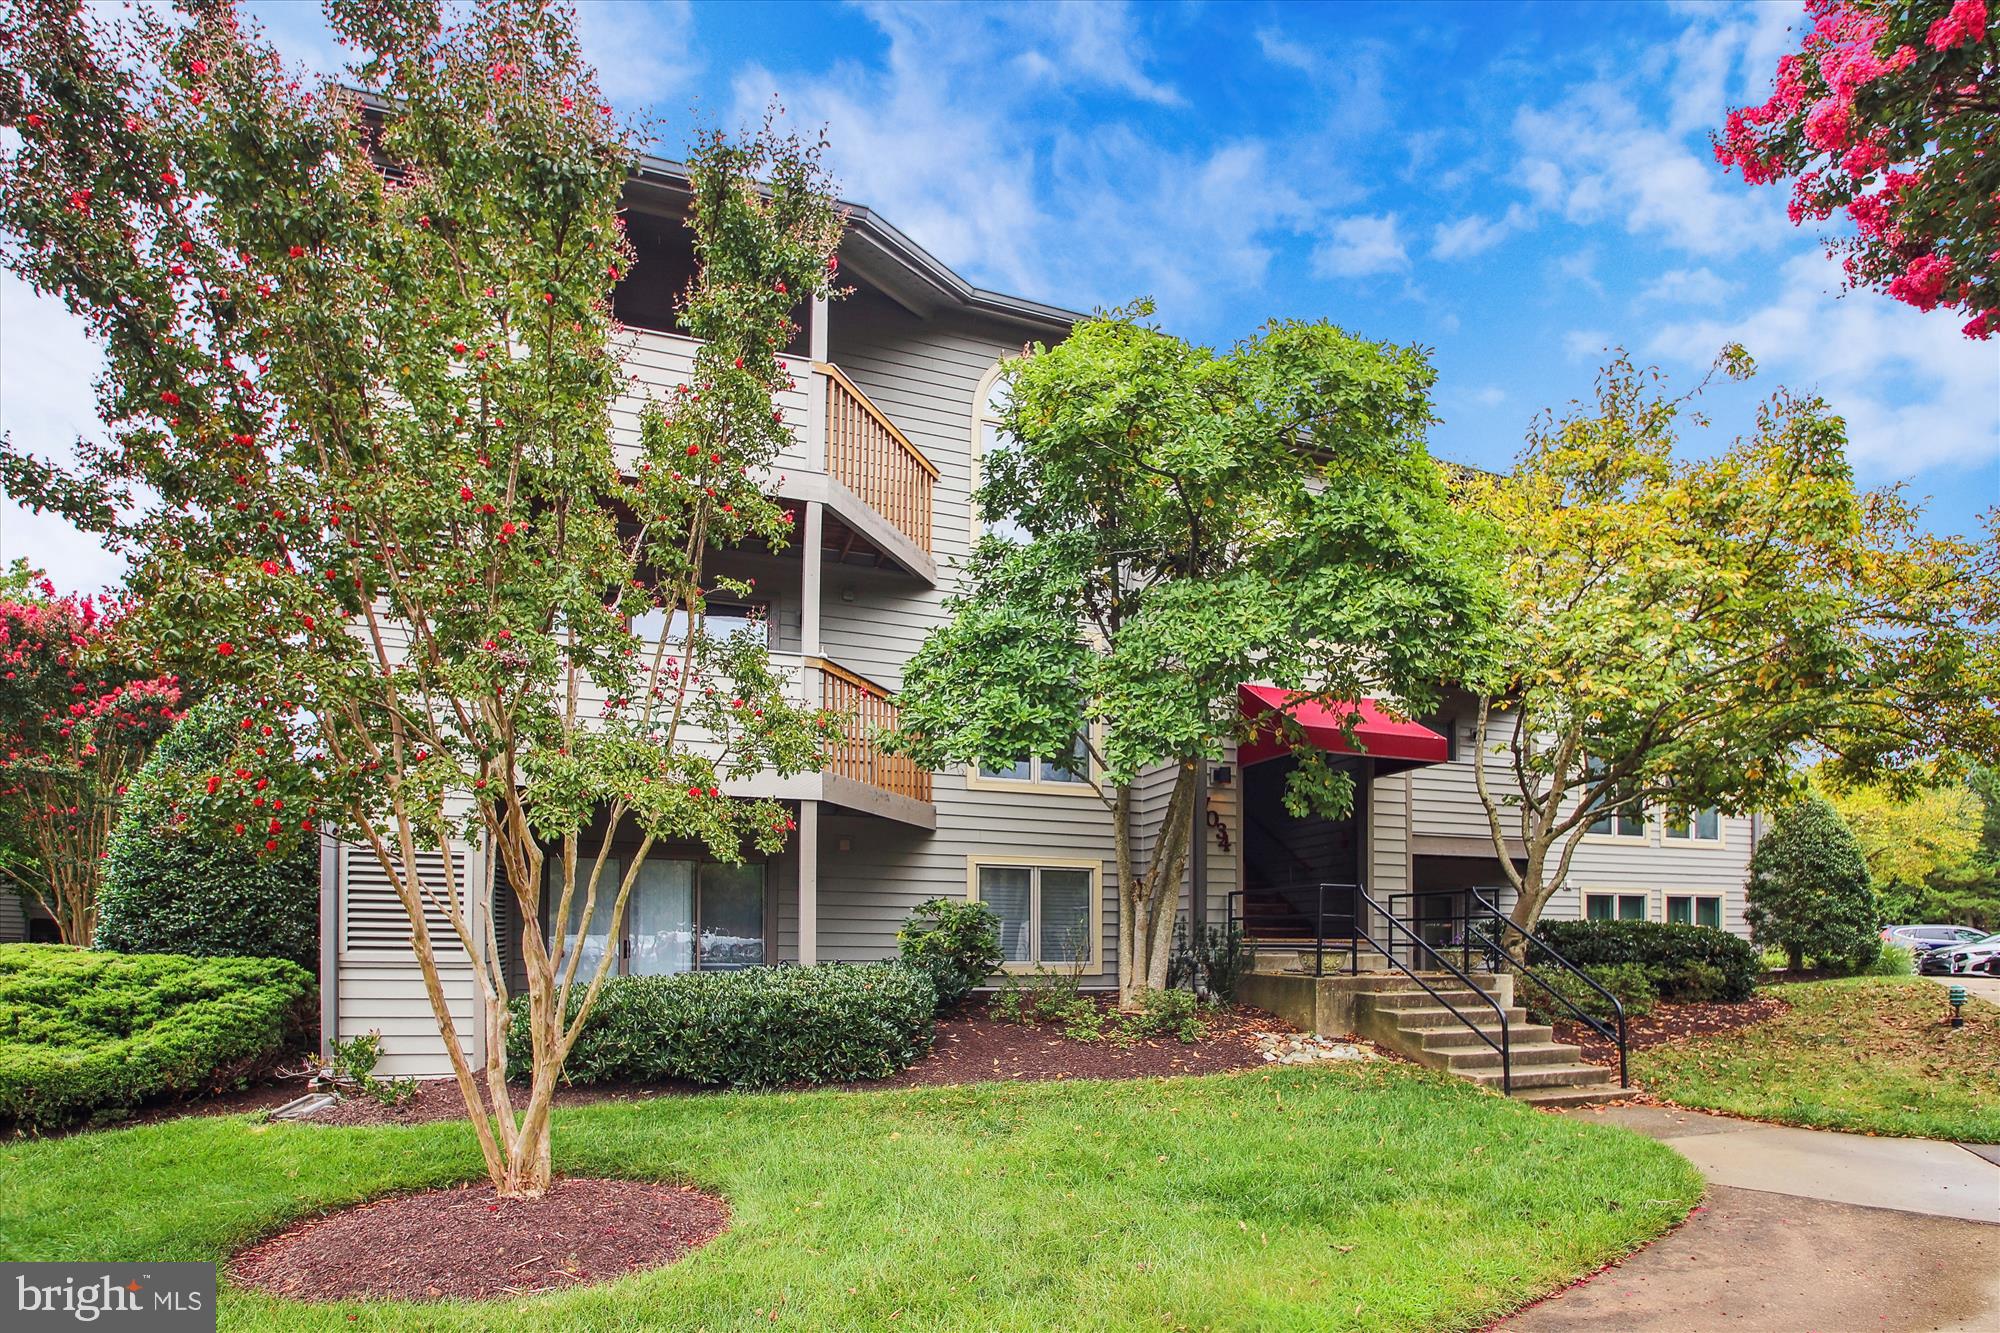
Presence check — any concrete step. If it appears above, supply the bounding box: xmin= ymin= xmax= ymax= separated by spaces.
xmin=1508 ymin=1083 xmax=1638 ymax=1108
xmin=1364 ymin=986 xmax=1497 ymax=1009
xmin=1439 ymin=1041 xmax=1585 ymax=1072
xmin=1461 ymin=1062 xmax=1614 ymax=1091
xmin=1418 ymin=1022 xmax=1556 ymax=1050
xmin=1386 ymin=1004 xmax=1529 ymax=1030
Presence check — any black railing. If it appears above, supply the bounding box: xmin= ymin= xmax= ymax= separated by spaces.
xmin=1466 ymin=888 xmax=1628 ymax=1089
xmin=1227 ymin=882 xmax=1513 ymax=1094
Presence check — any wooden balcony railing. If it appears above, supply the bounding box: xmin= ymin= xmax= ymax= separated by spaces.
xmin=813 ymin=657 xmax=933 ymax=804
xmin=818 ymin=361 xmax=938 ymax=556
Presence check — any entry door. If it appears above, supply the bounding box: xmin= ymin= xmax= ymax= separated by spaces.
xmin=555 ymin=854 xmax=761 ymax=975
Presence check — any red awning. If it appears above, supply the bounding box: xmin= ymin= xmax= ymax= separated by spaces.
xmin=1237 ymin=684 xmax=1450 ymax=773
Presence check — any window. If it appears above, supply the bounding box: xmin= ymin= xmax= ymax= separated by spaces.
xmin=1588 ymin=806 xmax=1646 ymax=838
xmin=969 ymin=729 xmax=1095 ymax=792
xmin=1664 ymin=809 xmax=1722 ymax=842
xmin=1416 ymin=709 xmax=1460 ymax=763
xmin=555 ymin=853 xmax=765 ymax=975
xmin=1585 ymin=892 xmax=1648 ymax=922
xmin=971 ymin=363 xmax=1029 ymax=543
xmin=629 ymin=602 xmax=767 ymax=646
xmin=970 ymin=858 xmax=1100 ymax=971
xmin=1583 ymin=758 xmax=1646 ymax=837
xmin=1667 ymin=895 xmax=1723 ymax=929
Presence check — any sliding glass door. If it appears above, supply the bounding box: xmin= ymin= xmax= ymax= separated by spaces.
xmin=555 ymin=853 xmax=764 ymax=975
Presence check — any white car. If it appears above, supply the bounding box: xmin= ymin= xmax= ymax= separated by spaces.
xmin=1941 ymin=933 xmax=2000 ymax=974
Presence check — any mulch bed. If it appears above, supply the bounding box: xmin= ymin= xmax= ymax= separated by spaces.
xmin=1555 ymin=995 xmax=1791 ymax=1066
xmin=296 ymin=1003 xmax=1293 ymax=1128
xmin=228 ymin=1177 xmax=728 ymax=1302
xmin=855 ymin=1001 xmax=1287 ymax=1088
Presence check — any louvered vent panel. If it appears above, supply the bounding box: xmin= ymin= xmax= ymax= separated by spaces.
xmin=342 ymin=844 xmax=466 ymax=955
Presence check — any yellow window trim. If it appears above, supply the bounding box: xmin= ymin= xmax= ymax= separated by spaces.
xmin=966 ymin=853 xmax=1105 ymax=975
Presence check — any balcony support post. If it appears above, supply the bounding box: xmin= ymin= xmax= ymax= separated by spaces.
xmin=805 ymin=296 xmax=829 ymax=472
xmin=796 ymin=799 xmax=819 ymax=966
xmin=801 ymin=500 xmax=824 ymax=657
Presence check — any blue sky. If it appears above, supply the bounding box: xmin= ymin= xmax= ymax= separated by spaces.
xmin=3 ymin=0 xmax=1994 ymax=590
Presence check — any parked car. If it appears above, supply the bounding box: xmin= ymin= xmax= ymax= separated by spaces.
xmin=1934 ymin=933 xmax=2000 ymax=976
xmin=1886 ymin=925 xmax=1988 ymax=955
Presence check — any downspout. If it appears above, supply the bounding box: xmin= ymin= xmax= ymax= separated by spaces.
xmin=1190 ymin=758 xmax=1208 ymax=937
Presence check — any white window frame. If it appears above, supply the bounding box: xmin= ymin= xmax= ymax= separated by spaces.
xmin=966 ymin=854 xmax=1103 ymax=974
xmin=1666 ymin=894 xmax=1724 ymax=929
xmin=1662 ymin=809 xmax=1725 ymax=847
xmin=1583 ymin=890 xmax=1651 ymax=923
xmin=969 ymin=358 xmax=1029 ymax=544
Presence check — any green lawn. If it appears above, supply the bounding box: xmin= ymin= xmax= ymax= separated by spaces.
xmin=1637 ymin=976 xmax=2000 ymax=1143
xmin=0 ymin=1063 xmax=1698 ymax=1332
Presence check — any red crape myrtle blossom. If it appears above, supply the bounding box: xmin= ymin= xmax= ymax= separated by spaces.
xmin=0 ymin=581 xmax=181 ymax=944
xmin=0 ymin=0 xmax=842 ymax=1199
xmin=1715 ymin=0 xmax=1998 ymax=338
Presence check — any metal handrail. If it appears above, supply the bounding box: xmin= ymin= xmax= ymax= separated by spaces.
xmin=1467 ymin=888 xmax=1627 ymax=1090
xmin=1226 ymin=882 xmax=1515 ymax=1093
xmin=1352 ymin=883 xmax=1513 ymax=1094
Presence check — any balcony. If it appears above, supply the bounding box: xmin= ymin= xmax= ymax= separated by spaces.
xmin=818 ymin=362 xmax=938 ymax=557
xmin=813 ymin=656 xmax=932 ymax=805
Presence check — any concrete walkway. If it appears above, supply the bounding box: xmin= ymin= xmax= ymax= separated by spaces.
xmin=1499 ymin=1106 xmax=2000 ymax=1332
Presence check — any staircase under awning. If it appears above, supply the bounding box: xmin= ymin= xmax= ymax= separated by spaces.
xmin=1237 ymin=684 xmax=1451 ymax=775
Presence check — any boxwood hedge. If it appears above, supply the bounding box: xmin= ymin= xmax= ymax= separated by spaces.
xmin=0 ymin=944 xmax=316 ymax=1131
xmin=1535 ymin=920 xmax=1759 ymax=1002
xmin=507 ymin=962 xmax=937 ymax=1088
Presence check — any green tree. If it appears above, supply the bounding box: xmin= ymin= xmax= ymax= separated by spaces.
xmin=97 ymin=693 xmax=319 ymax=966
xmin=0 ymin=0 xmax=840 ymax=1195
xmin=890 ymin=306 xmax=1497 ymax=1006
xmin=1817 ymin=768 xmax=1993 ymax=927
xmin=1745 ymin=794 xmax=1882 ymax=972
xmin=1462 ymin=353 xmax=1998 ymax=942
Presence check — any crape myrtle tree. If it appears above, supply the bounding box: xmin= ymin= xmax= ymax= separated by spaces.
xmin=1462 ymin=351 xmax=1999 ymax=945
xmin=1714 ymin=0 xmax=1998 ymax=338
xmin=0 ymin=572 xmax=182 ymax=943
xmin=0 ymin=0 xmax=842 ymax=1196
xmin=890 ymin=306 xmax=1498 ymax=1007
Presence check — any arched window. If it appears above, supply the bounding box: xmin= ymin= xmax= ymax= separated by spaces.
xmin=970 ymin=360 xmax=1028 ymax=544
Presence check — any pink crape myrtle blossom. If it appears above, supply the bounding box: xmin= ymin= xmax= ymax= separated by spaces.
xmin=1715 ymin=0 xmax=1997 ymax=338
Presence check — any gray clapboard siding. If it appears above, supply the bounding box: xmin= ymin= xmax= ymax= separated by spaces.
xmin=335 ymin=839 xmax=482 ymax=1075
xmin=0 ymin=892 xmax=24 ymax=943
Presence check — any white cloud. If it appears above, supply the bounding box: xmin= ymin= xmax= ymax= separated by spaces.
xmin=1650 ymin=253 xmax=2000 ymax=475
xmin=1431 ymin=203 xmax=1531 ymax=261
xmin=1640 ymin=266 xmax=1738 ymax=305
xmin=1512 ymin=80 xmax=1790 ymax=258
xmin=1255 ymin=27 xmax=1316 ymax=75
xmin=0 ymin=274 xmax=126 ymax=594
xmin=731 ymin=5 xmax=1365 ymax=317
xmin=1562 ymin=329 xmax=1614 ymax=363
xmin=1472 ymin=385 xmax=1508 ymax=408
xmin=1554 ymin=247 xmax=1606 ymax=299
xmin=576 ymin=0 xmax=700 ymax=111
xmin=1311 ymin=214 xmax=1408 ymax=279
xmin=1661 ymin=1 xmax=1802 ymax=135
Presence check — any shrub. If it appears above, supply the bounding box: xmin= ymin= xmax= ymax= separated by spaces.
xmin=1521 ymin=962 xmax=1657 ymax=1027
xmin=1865 ymin=944 xmax=1915 ymax=977
xmin=1744 ymin=795 xmax=1882 ymax=974
xmin=1661 ymin=961 xmax=1731 ymax=1003
xmin=95 ymin=694 xmax=319 ymax=967
xmin=505 ymin=963 xmax=936 ymax=1089
xmin=0 ymin=943 xmax=315 ymax=1130
xmin=1535 ymin=919 xmax=1760 ymax=1002
xmin=897 ymin=898 xmax=1003 ymax=1013
xmin=327 ymin=1030 xmax=418 ymax=1107
xmin=1121 ymin=986 xmax=1204 ymax=1043
xmin=1168 ymin=920 xmax=1252 ymax=1002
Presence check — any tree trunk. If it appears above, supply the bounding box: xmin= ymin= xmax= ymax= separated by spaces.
xmin=1787 ymin=944 xmax=1803 ymax=973
xmin=1115 ymin=762 xmax=1198 ymax=1010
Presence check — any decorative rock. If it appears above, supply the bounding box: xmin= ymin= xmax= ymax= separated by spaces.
xmin=1253 ymin=1032 xmax=1377 ymax=1065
